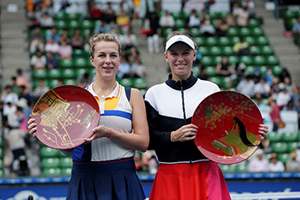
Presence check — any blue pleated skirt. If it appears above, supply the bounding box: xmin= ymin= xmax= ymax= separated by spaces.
xmin=66 ymin=157 xmax=146 ymax=200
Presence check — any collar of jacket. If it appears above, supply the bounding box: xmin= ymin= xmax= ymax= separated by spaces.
xmin=165 ymin=72 xmax=197 ymax=91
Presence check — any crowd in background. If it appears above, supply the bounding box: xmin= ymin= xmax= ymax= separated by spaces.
xmin=0 ymin=0 xmax=299 ymax=177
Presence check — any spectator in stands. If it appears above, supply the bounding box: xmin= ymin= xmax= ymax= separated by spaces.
xmin=225 ymin=12 xmax=236 ymax=27
xmin=94 ymin=20 xmax=110 ymax=34
xmin=11 ymin=76 xmax=20 ymax=96
xmin=71 ymin=29 xmax=84 ymax=50
xmin=276 ymin=86 xmax=291 ymax=109
xmin=270 ymin=77 xmax=281 ymax=99
xmin=112 ymin=26 xmax=125 ymax=44
xmin=32 ymin=80 xmax=50 ymax=102
xmin=286 ymin=151 xmax=300 ymax=171
xmin=103 ymin=2 xmax=117 ymax=26
xmin=187 ymin=9 xmax=200 ymax=28
xmin=269 ymin=153 xmax=285 ymax=172
xmin=269 ymin=99 xmax=281 ymax=131
xmin=148 ymin=154 xmax=158 ymax=174
xmin=292 ymin=16 xmax=300 ymax=51
xmin=30 ymin=49 xmax=47 ymax=70
xmin=77 ymin=72 xmax=93 ymax=88
xmin=12 ymin=149 xmax=31 ymax=176
xmin=254 ymin=77 xmax=271 ymax=99
xmin=29 ymin=27 xmax=45 ymax=53
xmin=117 ymin=56 xmax=131 ymax=79
xmin=46 ymin=51 xmax=58 ymax=69
xmin=39 ymin=12 xmax=54 ymax=29
xmin=45 ymin=37 xmax=60 ymax=62
xmin=17 ymin=97 xmax=31 ymax=120
xmin=129 ymin=46 xmax=140 ymax=57
xmin=58 ymin=39 xmax=73 ymax=59
xmin=19 ymin=86 xmax=34 ymax=109
xmin=59 ymin=0 xmax=70 ymax=12
xmin=58 ymin=29 xmax=71 ymax=45
xmin=293 ymin=85 xmax=300 ymax=108
xmin=200 ymin=19 xmax=215 ymax=37
xmin=214 ymin=19 xmax=228 ymax=37
xmin=116 ymin=10 xmax=131 ymax=31
xmin=249 ymin=149 xmax=270 ymax=172
xmin=88 ymin=1 xmax=103 ymax=20
xmin=139 ymin=0 xmax=155 ymax=25
xmin=232 ymin=2 xmax=242 ymax=17
xmin=260 ymin=138 xmax=272 ymax=154
xmin=159 ymin=10 xmax=175 ymax=28
xmin=283 ymin=99 xmax=296 ymax=111
xmin=233 ymin=37 xmax=250 ymax=56
xmin=197 ymin=66 xmax=209 ymax=80
xmin=123 ymin=29 xmax=138 ymax=49
xmin=255 ymin=97 xmax=268 ymax=113
xmin=236 ymin=74 xmax=255 ymax=98
xmin=242 ymin=0 xmax=255 ymax=18
xmin=41 ymin=1 xmax=54 ymax=17
xmin=16 ymin=69 xmax=30 ymax=91
xmin=1 ymin=85 xmax=19 ymax=127
xmin=216 ymin=56 xmax=232 ymax=77
xmin=27 ymin=6 xmax=41 ymax=30
xmin=236 ymin=6 xmax=249 ymax=27
xmin=46 ymin=27 xmax=60 ymax=43
xmin=131 ymin=56 xmax=147 ymax=78
xmin=283 ymin=76 xmax=296 ymax=96
xmin=146 ymin=12 xmax=160 ymax=54
xmin=265 ymin=68 xmax=275 ymax=85
xmin=296 ymin=143 xmax=300 ymax=162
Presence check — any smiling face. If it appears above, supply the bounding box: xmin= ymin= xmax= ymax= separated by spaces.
xmin=90 ymin=41 xmax=120 ymax=81
xmin=164 ymin=42 xmax=197 ymax=81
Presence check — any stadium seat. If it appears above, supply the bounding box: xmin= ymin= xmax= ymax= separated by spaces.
xmin=48 ymin=79 xmax=60 ymax=88
xmin=207 ymin=11 xmax=220 ymax=20
xmin=212 ymin=56 xmax=222 ymax=65
xmin=283 ymin=10 xmax=297 ymax=19
xmin=244 ymin=36 xmax=256 ymax=46
xmin=267 ymin=131 xmax=282 ymax=142
xmin=239 ymin=27 xmax=251 ymax=37
xmin=206 ymin=66 xmax=216 ymax=76
xmin=219 ymin=164 xmax=235 ymax=173
xmin=266 ymin=55 xmax=280 ymax=65
xmin=161 ymin=27 xmax=173 ymax=38
xmin=81 ymin=20 xmax=95 ymax=30
xmin=259 ymin=66 xmax=268 ymax=76
xmin=250 ymin=46 xmax=261 ymax=55
xmin=270 ymin=142 xmax=288 ymax=153
xmin=54 ymin=12 xmax=67 ymax=21
xmin=256 ymin=36 xmax=269 ymax=45
xmin=205 ymin=37 xmax=217 ymax=46
xmin=218 ymin=37 xmax=230 ymax=46
xmin=253 ymin=55 xmax=266 ymax=65
xmin=228 ymin=55 xmax=239 ymax=64
xmin=0 ymin=159 xmax=3 ymax=169
xmin=76 ymin=68 xmax=89 ymax=77
xmin=282 ymin=132 xmax=298 ymax=142
xmin=61 ymin=168 xmax=72 ymax=176
xmin=227 ymin=27 xmax=239 ymax=37
xmin=272 ymin=65 xmax=284 ymax=76
xmin=66 ymin=13 xmax=82 ymax=21
xmin=74 ymin=57 xmax=89 ymax=68
xmin=61 ymin=69 xmax=76 ymax=79
xmin=261 ymin=46 xmax=274 ymax=55
xmin=239 ymin=55 xmax=252 ymax=65
xmin=248 ymin=18 xmax=260 ymax=27
xmin=251 ymin=27 xmax=264 ymax=36
xmin=190 ymin=28 xmax=200 ymax=37
xmin=119 ymin=78 xmax=133 ymax=87
xmin=55 ymin=20 xmax=68 ymax=29
xmin=58 ymin=59 xmax=73 ymax=68
xmin=132 ymin=78 xmax=148 ymax=89
xmin=33 ymin=69 xmax=47 ymax=79
xmin=195 ymin=37 xmax=205 ymax=47
xmin=192 ymin=67 xmax=200 ymax=77
xmin=210 ymin=76 xmax=222 ymax=86
xmin=41 ymin=158 xmax=60 ymax=168
xmin=73 ymin=49 xmax=89 ymax=58
xmin=80 ymin=29 xmax=92 ymax=37
xmin=220 ymin=77 xmax=232 ymax=89
xmin=277 ymin=153 xmax=290 ymax=164
xmin=287 ymin=142 xmax=298 ymax=152
xmin=221 ymin=46 xmax=234 ymax=56
xmin=40 ymin=146 xmax=59 ymax=157
xmin=198 ymin=46 xmax=209 ymax=56
xmin=235 ymin=164 xmax=249 ymax=173
xmin=60 ymin=157 xmax=73 ymax=168
xmin=68 ymin=20 xmax=80 ymax=29
xmin=47 ymin=69 xmax=61 ymax=79
xmin=245 ymin=66 xmax=255 ymax=75
xmin=63 ymin=79 xmax=77 ymax=85
xmin=42 ymin=168 xmax=62 ymax=176
xmin=228 ymin=36 xmax=240 ymax=45
xmin=171 ymin=11 xmax=184 ymax=19
xmin=200 ymin=56 xmax=213 ymax=66
xmin=175 ymin=19 xmax=185 ymax=29
xmin=209 ymin=46 xmax=222 ymax=56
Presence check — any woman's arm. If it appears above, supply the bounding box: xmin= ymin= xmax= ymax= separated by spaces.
xmin=86 ymin=88 xmax=149 ymax=152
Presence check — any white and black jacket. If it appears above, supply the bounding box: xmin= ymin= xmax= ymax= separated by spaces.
xmin=145 ymin=74 xmax=220 ymax=164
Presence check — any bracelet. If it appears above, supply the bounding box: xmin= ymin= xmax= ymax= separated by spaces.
xmin=108 ymin=129 xmax=114 ymax=139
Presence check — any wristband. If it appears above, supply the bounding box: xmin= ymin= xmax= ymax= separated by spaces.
xmin=108 ymin=129 xmax=114 ymax=139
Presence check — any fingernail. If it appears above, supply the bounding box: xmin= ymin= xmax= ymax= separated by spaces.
xmin=260 ymin=135 xmax=264 ymax=140
xmin=259 ymin=124 xmax=263 ymax=127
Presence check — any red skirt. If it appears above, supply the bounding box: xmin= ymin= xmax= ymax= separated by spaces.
xmin=149 ymin=161 xmax=231 ymax=200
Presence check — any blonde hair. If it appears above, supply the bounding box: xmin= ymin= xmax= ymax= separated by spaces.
xmin=89 ymin=33 xmax=123 ymax=58
xmin=166 ymin=31 xmax=198 ymax=51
